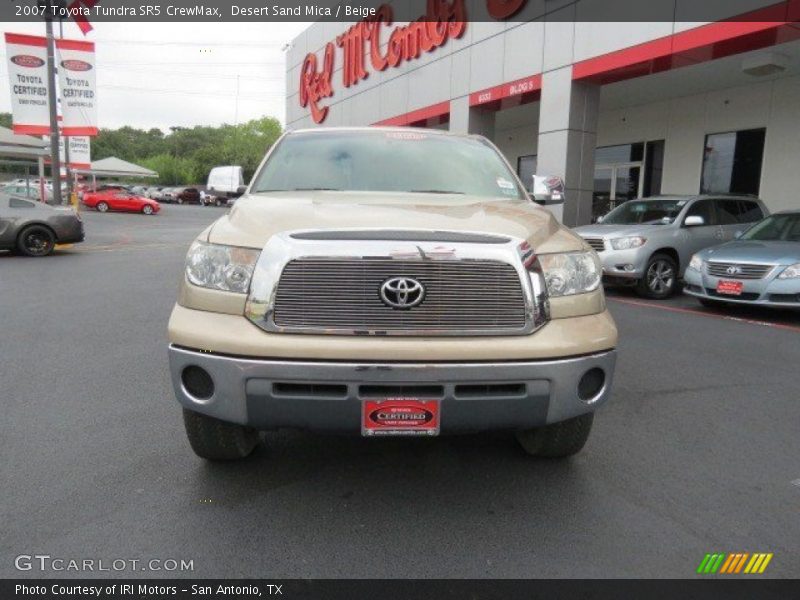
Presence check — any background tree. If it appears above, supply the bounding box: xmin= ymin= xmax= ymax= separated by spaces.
xmin=0 ymin=112 xmax=283 ymax=185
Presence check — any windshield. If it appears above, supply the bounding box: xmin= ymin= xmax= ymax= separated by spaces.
xmin=251 ymin=130 xmax=525 ymax=200
xmin=601 ymin=199 xmax=686 ymax=225
xmin=741 ymin=213 xmax=800 ymax=242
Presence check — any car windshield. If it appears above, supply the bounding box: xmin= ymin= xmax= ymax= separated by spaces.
xmin=601 ymin=199 xmax=686 ymax=225
xmin=251 ymin=130 xmax=525 ymax=200
xmin=741 ymin=213 xmax=800 ymax=242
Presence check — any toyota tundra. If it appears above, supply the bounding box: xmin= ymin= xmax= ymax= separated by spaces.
xmin=168 ymin=128 xmax=618 ymax=460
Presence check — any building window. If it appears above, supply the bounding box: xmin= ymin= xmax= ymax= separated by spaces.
xmin=701 ymin=128 xmax=766 ymax=196
xmin=517 ymin=154 xmax=537 ymax=191
xmin=643 ymin=140 xmax=664 ymax=197
xmin=591 ymin=140 xmax=663 ymax=219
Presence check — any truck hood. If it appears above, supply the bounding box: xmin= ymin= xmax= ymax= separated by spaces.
xmin=700 ymin=240 xmax=800 ymax=265
xmin=206 ymin=191 xmax=583 ymax=253
xmin=572 ymin=223 xmax=670 ymax=239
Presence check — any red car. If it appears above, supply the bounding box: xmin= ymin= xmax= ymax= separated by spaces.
xmin=82 ymin=189 xmax=160 ymax=215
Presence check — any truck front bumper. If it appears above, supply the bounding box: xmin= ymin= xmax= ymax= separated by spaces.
xmin=168 ymin=345 xmax=616 ymax=433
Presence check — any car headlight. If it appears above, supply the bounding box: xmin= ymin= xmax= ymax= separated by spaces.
xmin=688 ymin=254 xmax=704 ymax=272
xmin=610 ymin=236 xmax=646 ymax=250
xmin=778 ymin=263 xmax=800 ymax=279
xmin=539 ymin=251 xmax=602 ymax=297
xmin=185 ymin=240 xmax=260 ymax=293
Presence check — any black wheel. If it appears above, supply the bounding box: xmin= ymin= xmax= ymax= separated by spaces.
xmin=142 ymin=204 xmax=154 ymax=215
xmin=96 ymin=201 xmax=109 ymax=213
xmin=182 ymin=408 xmax=259 ymax=461
xmin=515 ymin=413 xmax=594 ymax=458
xmin=17 ymin=225 xmax=56 ymax=257
xmin=177 ymin=197 xmax=183 ymax=205
xmin=214 ymin=198 xmax=222 ymax=207
xmin=637 ymin=253 xmax=678 ymax=299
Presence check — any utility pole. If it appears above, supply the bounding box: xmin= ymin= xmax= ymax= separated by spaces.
xmin=44 ymin=16 xmax=62 ymax=205
xmin=59 ymin=18 xmax=73 ymax=200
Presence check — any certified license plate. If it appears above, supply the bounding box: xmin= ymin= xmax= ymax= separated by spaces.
xmin=716 ymin=280 xmax=744 ymax=296
xmin=362 ymin=398 xmax=440 ymax=437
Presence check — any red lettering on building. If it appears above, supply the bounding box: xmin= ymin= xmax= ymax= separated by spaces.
xmin=299 ymin=42 xmax=334 ymax=124
xmin=486 ymin=0 xmax=527 ymax=20
xmin=299 ymin=0 xmax=468 ymax=123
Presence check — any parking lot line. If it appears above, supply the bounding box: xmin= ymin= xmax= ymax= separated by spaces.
xmin=607 ymin=296 xmax=800 ymax=334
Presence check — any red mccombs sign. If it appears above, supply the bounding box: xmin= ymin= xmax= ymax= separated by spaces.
xmin=299 ymin=0 xmax=528 ymax=123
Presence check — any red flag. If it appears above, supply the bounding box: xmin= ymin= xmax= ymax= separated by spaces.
xmin=68 ymin=0 xmax=99 ymax=36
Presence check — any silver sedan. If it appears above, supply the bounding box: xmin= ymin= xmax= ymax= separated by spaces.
xmin=684 ymin=211 xmax=800 ymax=308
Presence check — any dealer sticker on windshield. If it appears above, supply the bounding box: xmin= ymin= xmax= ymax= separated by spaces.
xmin=362 ymin=399 xmax=440 ymax=436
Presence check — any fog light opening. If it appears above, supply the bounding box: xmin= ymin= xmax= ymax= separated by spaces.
xmin=182 ymin=365 xmax=215 ymax=400
xmin=578 ymin=368 xmax=605 ymax=402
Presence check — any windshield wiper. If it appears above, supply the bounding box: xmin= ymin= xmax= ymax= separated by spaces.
xmin=408 ymin=189 xmax=465 ymax=194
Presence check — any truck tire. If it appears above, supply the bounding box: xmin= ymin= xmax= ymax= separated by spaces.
xmin=515 ymin=413 xmax=594 ymax=458
xmin=182 ymin=408 xmax=259 ymax=460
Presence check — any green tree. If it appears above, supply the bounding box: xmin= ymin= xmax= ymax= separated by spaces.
xmin=141 ymin=153 xmax=197 ymax=186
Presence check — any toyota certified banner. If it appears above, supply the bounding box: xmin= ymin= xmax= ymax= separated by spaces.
xmin=56 ymin=38 xmax=98 ymax=136
xmin=44 ymin=135 xmax=92 ymax=170
xmin=3 ymin=32 xmax=51 ymax=135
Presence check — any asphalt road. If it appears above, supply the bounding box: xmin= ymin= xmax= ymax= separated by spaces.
xmin=1 ymin=205 xmax=798 ymax=579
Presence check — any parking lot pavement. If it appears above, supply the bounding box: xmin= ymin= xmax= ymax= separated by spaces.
xmin=1 ymin=205 xmax=798 ymax=579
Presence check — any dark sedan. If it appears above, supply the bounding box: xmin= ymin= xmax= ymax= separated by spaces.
xmin=174 ymin=187 xmax=202 ymax=205
xmin=0 ymin=193 xmax=84 ymax=257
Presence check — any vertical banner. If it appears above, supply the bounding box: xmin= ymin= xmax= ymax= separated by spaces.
xmin=56 ymin=39 xmax=97 ymax=136
xmin=44 ymin=135 xmax=92 ymax=170
xmin=64 ymin=136 xmax=91 ymax=169
xmin=3 ymin=33 xmax=51 ymax=135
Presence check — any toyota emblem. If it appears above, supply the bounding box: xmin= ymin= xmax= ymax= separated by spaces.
xmin=380 ymin=277 xmax=425 ymax=309
xmin=726 ymin=265 xmax=741 ymax=276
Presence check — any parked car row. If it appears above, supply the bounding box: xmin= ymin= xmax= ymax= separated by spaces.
xmin=574 ymin=195 xmax=799 ymax=309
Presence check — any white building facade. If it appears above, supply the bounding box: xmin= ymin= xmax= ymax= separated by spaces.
xmin=285 ymin=0 xmax=800 ymax=225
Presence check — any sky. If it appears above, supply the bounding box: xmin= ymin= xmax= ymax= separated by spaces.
xmin=0 ymin=21 xmax=311 ymax=132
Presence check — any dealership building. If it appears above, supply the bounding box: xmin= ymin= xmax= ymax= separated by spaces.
xmin=285 ymin=0 xmax=800 ymax=225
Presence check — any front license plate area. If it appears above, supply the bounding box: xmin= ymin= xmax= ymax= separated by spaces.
xmin=717 ymin=280 xmax=744 ymax=296
xmin=362 ymin=398 xmax=440 ymax=436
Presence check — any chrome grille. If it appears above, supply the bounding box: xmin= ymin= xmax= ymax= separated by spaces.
xmin=272 ymin=258 xmax=527 ymax=334
xmin=706 ymin=262 xmax=774 ymax=280
xmin=584 ymin=237 xmax=606 ymax=253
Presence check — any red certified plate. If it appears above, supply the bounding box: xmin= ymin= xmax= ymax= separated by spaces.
xmin=716 ymin=280 xmax=744 ymax=296
xmin=362 ymin=398 xmax=440 ymax=436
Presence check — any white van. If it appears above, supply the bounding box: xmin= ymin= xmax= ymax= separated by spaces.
xmin=206 ymin=166 xmax=245 ymax=205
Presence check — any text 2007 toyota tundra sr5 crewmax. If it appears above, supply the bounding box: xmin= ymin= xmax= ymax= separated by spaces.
xmin=168 ymin=128 xmax=618 ymax=460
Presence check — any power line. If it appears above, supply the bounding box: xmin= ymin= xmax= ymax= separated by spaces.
xmin=91 ymin=39 xmax=287 ymax=47
xmin=97 ymin=84 xmax=285 ymax=99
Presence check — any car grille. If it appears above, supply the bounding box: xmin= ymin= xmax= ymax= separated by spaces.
xmin=706 ymin=262 xmax=774 ymax=279
xmin=583 ymin=237 xmax=606 ymax=253
xmin=272 ymin=258 xmax=527 ymax=334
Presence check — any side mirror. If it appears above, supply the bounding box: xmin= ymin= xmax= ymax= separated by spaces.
xmin=734 ymin=230 xmax=743 ymax=239
xmin=236 ymin=185 xmax=247 ymax=195
xmin=596 ymin=215 xmax=605 ymax=224
xmin=684 ymin=215 xmax=705 ymax=227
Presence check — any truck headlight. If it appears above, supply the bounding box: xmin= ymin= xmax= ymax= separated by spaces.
xmin=539 ymin=251 xmax=602 ymax=297
xmin=688 ymin=254 xmax=704 ymax=272
xmin=778 ymin=263 xmax=800 ymax=279
xmin=610 ymin=236 xmax=646 ymax=250
xmin=185 ymin=241 xmax=260 ymax=293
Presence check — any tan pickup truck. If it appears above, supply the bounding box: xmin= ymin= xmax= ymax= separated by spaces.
xmin=168 ymin=127 xmax=617 ymax=460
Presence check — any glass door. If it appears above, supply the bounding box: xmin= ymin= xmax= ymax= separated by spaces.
xmin=592 ymin=162 xmax=644 ymax=220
